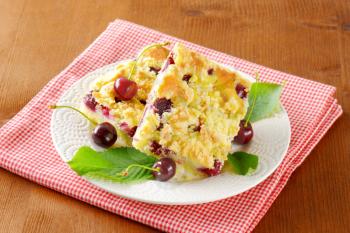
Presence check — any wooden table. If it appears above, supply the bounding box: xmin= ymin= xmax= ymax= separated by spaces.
xmin=0 ymin=1 xmax=349 ymax=232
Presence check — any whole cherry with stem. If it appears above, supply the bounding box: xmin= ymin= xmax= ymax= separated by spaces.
xmin=233 ymin=120 xmax=253 ymax=144
xmin=117 ymin=157 xmax=176 ymax=182
xmin=49 ymin=105 xmax=117 ymax=148
xmin=114 ymin=42 xmax=171 ymax=101
xmin=233 ymin=74 xmax=260 ymax=145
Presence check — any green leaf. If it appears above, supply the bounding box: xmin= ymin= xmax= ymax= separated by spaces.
xmin=227 ymin=151 xmax=259 ymax=175
xmin=68 ymin=146 xmax=157 ymax=183
xmin=245 ymin=82 xmax=283 ymax=122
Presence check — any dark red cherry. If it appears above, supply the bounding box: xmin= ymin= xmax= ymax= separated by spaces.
xmin=235 ymin=84 xmax=247 ymax=99
xmin=207 ymin=68 xmax=214 ymax=75
xmin=233 ymin=120 xmax=253 ymax=144
xmin=152 ymin=157 xmax=176 ymax=181
xmin=83 ymin=92 xmax=97 ymax=111
xmin=114 ymin=77 xmax=138 ymax=101
xmin=198 ymin=160 xmax=223 ymax=176
xmin=92 ymin=122 xmax=117 ymax=148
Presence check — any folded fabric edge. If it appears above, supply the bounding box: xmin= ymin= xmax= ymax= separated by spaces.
xmin=246 ymin=103 xmax=342 ymax=233
xmin=227 ymin=101 xmax=341 ymax=232
xmin=290 ymin=100 xmax=342 ymax=168
xmin=0 ymin=104 xmax=342 ymax=233
xmin=280 ymin=97 xmax=340 ymax=173
xmin=0 ymin=102 xmax=340 ymax=233
xmin=0 ymin=18 xmax=344 ymax=233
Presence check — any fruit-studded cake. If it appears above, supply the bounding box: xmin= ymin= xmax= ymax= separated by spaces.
xmin=133 ymin=43 xmax=252 ymax=179
xmin=81 ymin=43 xmax=169 ymax=146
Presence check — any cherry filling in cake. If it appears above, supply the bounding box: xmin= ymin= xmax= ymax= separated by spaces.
xmin=198 ymin=160 xmax=223 ymax=176
xmin=235 ymin=83 xmax=248 ymax=99
xmin=182 ymin=74 xmax=192 ymax=83
xmin=133 ymin=43 xmax=252 ymax=181
xmin=83 ymin=93 xmax=111 ymax=118
xmin=152 ymin=98 xmax=172 ymax=117
xmin=80 ymin=43 xmax=170 ymax=147
xmin=83 ymin=92 xmax=98 ymax=111
xmin=119 ymin=122 xmax=137 ymax=137
xmin=161 ymin=53 xmax=175 ymax=72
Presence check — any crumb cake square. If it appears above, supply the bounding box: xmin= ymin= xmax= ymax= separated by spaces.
xmin=81 ymin=44 xmax=169 ymax=146
xmin=133 ymin=43 xmax=252 ymax=174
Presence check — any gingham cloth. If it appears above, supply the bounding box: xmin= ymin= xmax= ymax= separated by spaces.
xmin=0 ymin=19 xmax=342 ymax=233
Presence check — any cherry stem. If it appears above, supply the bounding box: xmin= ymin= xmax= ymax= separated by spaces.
xmin=49 ymin=105 xmax=98 ymax=125
xmin=117 ymin=164 xmax=160 ymax=177
xmin=244 ymin=73 xmax=260 ymax=127
xmin=127 ymin=42 xmax=171 ymax=80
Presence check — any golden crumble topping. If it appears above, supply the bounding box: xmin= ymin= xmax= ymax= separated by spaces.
xmin=81 ymin=44 xmax=169 ymax=146
xmin=133 ymin=43 xmax=252 ymax=169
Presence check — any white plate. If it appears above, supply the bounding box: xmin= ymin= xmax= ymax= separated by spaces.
xmin=50 ymin=62 xmax=291 ymax=205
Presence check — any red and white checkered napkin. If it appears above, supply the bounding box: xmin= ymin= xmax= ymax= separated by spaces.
xmin=0 ymin=19 xmax=342 ymax=233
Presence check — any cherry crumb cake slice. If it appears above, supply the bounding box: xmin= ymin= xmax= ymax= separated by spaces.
xmin=133 ymin=43 xmax=252 ymax=181
xmin=81 ymin=44 xmax=169 ymax=147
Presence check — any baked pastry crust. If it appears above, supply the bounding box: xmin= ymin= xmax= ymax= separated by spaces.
xmin=133 ymin=43 xmax=252 ymax=169
xmin=81 ymin=45 xmax=169 ymax=146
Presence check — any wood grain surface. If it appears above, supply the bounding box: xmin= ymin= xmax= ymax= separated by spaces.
xmin=0 ymin=0 xmax=349 ymax=232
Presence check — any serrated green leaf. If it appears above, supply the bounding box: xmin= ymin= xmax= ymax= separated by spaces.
xmin=68 ymin=146 xmax=157 ymax=183
xmin=228 ymin=151 xmax=259 ymax=175
xmin=245 ymin=82 xmax=283 ymax=122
